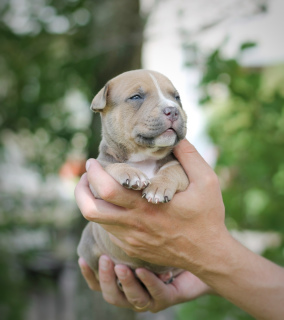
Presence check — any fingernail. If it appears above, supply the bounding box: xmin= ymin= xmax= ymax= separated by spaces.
xmin=100 ymin=256 xmax=109 ymax=271
xmin=115 ymin=266 xmax=127 ymax=280
xmin=86 ymin=159 xmax=90 ymax=171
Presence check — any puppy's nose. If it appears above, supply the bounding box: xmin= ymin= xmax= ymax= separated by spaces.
xmin=163 ymin=107 xmax=179 ymax=122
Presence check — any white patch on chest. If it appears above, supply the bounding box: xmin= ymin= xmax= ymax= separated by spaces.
xmin=127 ymin=154 xmax=158 ymax=179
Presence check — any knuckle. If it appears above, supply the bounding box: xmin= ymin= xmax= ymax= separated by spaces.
xmin=204 ymin=172 xmax=219 ymax=188
xmin=125 ymin=237 xmax=143 ymax=256
xmin=82 ymin=207 xmax=97 ymax=221
xmin=125 ymin=235 xmax=139 ymax=247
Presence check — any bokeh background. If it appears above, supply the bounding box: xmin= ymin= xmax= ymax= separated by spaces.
xmin=0 ymin=0 xmax=283 ymax=319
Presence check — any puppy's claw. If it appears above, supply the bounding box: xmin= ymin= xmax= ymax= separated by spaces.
xmin=155 ymin=198 xmax=159 ymax=204
xmin=142 ymin=193 xmax=146 ymax=198
xmin=132 ymin=180 xmax=140 ymax=190
xmin=143 ymin=181 xmax=150 ymax=188
xmin=148 ymin=197 xmax=152 ymax=203
xmin=164 ymin=196 xmax=169 ymax=203
xmin=122 ymin=179 xmax=130 ymax=188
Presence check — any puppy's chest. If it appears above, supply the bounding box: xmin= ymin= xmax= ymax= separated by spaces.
xmin=126 ymin=158 xmax=157 ymax=179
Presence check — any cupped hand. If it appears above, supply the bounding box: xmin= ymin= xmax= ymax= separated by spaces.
xmin=78 ymin=255 xmax=213 ymax=313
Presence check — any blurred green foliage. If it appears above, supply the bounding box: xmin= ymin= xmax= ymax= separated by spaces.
xmin=178 ymin=44 xmax=284 ymax=319
xmin=200 ymin=45 xmax=284 ymax=234
xmin=0 ymin=0 xmax=142 ymax=319
xmin=0 ymin=253 xmax=26 ymax=320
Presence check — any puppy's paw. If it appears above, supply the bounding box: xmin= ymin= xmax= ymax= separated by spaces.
xmin=122 ymin=172 xmax=150 ymax=190
xmin=118 ymin=170 xmax=150 ymax=191
xmin=142 ymin=182 xmax=176 ymax=204
xmin=106 ymin=164 xmax=150 ymax=190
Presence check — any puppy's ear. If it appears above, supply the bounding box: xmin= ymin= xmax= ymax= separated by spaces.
xmin=90 ymin=83 xmax=109 ymax=112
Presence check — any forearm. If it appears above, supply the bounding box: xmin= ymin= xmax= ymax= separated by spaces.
xmin=187 ymin=230 xmax=284 ymax=320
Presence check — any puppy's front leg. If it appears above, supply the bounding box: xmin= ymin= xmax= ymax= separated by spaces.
xmin=143 ymin=161 xmax=189 ymax=204
xmin=105 ymin=163 xmax=151 ymax=190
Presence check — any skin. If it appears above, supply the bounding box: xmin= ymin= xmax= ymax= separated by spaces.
xmin=78 ymin=256 xmax=213 ymax=312
xmin=75 ymin=139 xmax=284 ymax=318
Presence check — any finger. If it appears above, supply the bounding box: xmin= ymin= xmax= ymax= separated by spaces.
xmin=172 ymin=271 xmax=214 ymax=300
xmin=78 ymin=257 xmax=101 ymax=291
xmin=75 ymin=173 xmax=127 ymax=225
xmin=170 ymin=271 xmax=199 ymax=298
xmin=135 ymin=268 xmax=170 ymax=301
xmin=86 ymin=159 xmax=145 ymax=209
xmin=98 ymin=256 xmax=132 ymax=308
xmin=114 ymin=265 xmax=152 ymax=310
xmin=173 ymin=139 xmax=214 ymax=184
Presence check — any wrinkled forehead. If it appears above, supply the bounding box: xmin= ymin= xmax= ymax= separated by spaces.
xmin=109 ymin=70 xmax=177 ymax=96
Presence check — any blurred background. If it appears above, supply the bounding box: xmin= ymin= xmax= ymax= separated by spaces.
xmin=0 ymin=0 xmax=283 ymax=319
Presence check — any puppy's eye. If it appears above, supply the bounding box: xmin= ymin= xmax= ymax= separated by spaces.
xmin=130 ymin=94 xmax=142 ymax=100
xmin=175 ymin=95 xmax=181 ymax=101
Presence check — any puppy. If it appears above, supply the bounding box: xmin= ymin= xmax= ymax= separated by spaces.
xmin=77 ymin=70 xmax=189 ymax=285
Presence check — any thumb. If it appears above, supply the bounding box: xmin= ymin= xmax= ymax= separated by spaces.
xmin=173 ymin=139 xmax=213 ymax=184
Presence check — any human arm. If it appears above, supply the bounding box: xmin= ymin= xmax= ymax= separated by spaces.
xmin=75 ymin=139 xmax=284 ymax=319
xmin=78 ymin=255 xmax=213 ymax=312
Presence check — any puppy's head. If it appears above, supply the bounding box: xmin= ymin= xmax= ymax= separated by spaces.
xmin=91 ymin=70 xmax=187 ymax=159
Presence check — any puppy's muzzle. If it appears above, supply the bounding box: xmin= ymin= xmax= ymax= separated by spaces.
xmin=163 ymin=107 xmax=179 ymax=122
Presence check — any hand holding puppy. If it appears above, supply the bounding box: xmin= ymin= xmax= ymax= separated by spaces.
xmin=75 ymin=139 xmax=284 ymax=319
xmin=78 ymin=255 xmax=213 ymax=312
xmin=76 ymin=139 xmax=226 ymax=272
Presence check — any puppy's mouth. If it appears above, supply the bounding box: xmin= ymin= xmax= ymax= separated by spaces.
xmin=165 ymin=128 xmax=176 ymax=134
xmin=154 ymin=127 xmax=178 ymax=147
xmin=156 ymin=127 xmax=177 ymax=139
xmin=134 ymin=128 xmax=177 ymax=148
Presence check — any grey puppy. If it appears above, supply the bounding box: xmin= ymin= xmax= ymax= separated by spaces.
xmin=77 ymin=70 xmax=189 ymax=285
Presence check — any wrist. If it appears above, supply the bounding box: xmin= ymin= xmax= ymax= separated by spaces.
xmin=181 ymin=224 xmax=234 ymax=280
xmin=183 ymin=228 xmax=284 ymax=320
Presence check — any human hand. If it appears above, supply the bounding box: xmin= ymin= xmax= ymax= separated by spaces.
xmin=75 ymin=139 xmax=228 ymax=274
xmin=76 ymin=139 xmax=284 ymax=320
xmin=78 ymin=255 xmax=213 ymax=313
